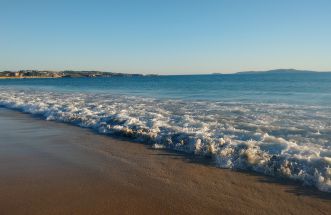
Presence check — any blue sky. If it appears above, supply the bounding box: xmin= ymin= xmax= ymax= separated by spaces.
xmin=1 ymin=0 xmax=330 ymax=74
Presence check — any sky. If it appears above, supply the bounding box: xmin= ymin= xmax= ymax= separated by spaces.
xmin=1 ymin=0 xmax=330 ymax=74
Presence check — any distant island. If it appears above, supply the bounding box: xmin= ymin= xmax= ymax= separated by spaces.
xmin=212 ymin=69 xmax=330 ymax=75
xmin=234 ymin=69 xmax=330 ymax=75
xmin=0 ymin=70 xmax=157 ymax=79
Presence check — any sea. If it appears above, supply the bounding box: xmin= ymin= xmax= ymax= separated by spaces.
xmin=0 ymin=73 xmax=331 ymax=192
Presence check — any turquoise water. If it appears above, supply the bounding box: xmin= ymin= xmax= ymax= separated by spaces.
xmin=1 ymin=73 xmax=331 ymax=192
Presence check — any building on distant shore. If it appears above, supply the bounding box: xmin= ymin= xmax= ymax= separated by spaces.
xmin=13 ymin=72 xmax=23 ymax=77
xmin=51 ymin=73 xmax=62 ymax=78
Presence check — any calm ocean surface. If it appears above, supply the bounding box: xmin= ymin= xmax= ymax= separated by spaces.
xmin=1 ymin=73 xmax=331 ymax=192
xmin=1 ymin=73 xmax=331 ymax=104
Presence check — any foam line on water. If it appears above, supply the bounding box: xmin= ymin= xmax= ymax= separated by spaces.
xmin=0 ymin=88 xmax=330 ymax=192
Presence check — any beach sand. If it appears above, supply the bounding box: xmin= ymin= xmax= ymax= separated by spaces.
xmin=0 ymin=108 xmax=330 ymax=215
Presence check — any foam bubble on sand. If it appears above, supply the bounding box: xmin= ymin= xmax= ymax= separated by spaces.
xmin=0 ymin=88 xmax=330 ymax=192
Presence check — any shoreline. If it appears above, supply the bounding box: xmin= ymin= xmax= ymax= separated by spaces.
xmin=0 ymin=76 xmax=61 ymax=79
xmin=0 ymin=108 xmax=330 ymax=214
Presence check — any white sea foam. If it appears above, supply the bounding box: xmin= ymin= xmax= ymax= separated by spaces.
xmin=0 ymin=88 xmax=330 ymax=192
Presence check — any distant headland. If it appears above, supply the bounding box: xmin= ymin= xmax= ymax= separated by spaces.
xmin=0 ymin=70 xmax=157 ymax=79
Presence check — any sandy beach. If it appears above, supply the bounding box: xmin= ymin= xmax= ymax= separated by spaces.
xmin=0 ymin=108 xmax=330 ymax=215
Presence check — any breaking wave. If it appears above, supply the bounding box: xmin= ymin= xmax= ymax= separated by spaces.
xmin=0 ymin=88 xmax=330 ymax=192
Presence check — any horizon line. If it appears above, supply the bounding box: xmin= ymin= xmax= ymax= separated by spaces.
xmin=1 ymin=68 xmax=331 ymax=76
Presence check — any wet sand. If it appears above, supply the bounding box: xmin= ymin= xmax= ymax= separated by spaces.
xmin=0 ymin=108 xmax=330 ymax=215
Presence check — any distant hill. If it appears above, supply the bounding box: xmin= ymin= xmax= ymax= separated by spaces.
xmin=61 ymin=70 xmax=144 ymax=78
xmin=235 ymin=69 xmax=330 ymax=75
xmin=0 ymin=70 xmax=158 ymax=79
